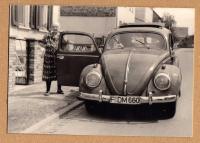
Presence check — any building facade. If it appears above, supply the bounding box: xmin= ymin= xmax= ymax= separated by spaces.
xmin=9 ymin=5 xmax=60 ymax=93
xmin=173 ymin=27 xmax=189 ymax=40
xmin=60 ymin=6 xmax=162 ymax=37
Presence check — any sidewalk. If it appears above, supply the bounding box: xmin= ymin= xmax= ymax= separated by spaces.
xmin=8 ymin=81 xmax=79 ymax=133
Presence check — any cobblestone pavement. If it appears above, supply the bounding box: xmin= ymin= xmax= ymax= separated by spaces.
xmin=8 ymin=81 xmax=79 ymax=133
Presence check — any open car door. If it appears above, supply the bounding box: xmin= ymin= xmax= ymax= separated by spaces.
xmin=57 ymin=32 xmax=101 ymax=86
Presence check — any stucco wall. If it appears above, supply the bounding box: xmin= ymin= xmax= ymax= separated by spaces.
xmin=135 ymin=8 xmax=145 ymax=22
xmin=144 ymin=8 xmax=153 ymax=23
xmin=60 ymin=16 xmax=116 ymax=37
xmin=135 ymin=8 xmax=153 ymax=23
xmin=116 ymin=7 xmax=135 ymax=26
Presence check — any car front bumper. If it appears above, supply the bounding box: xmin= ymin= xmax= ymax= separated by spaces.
xmin=78 ymin=91 xmax=177 ymax=105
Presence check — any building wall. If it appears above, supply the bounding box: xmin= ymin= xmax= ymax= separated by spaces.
xmin=116 ymin=7 xmax=135 ymax=26
xmin=60 ymin=6 xmax=116 ymax=37
xmin=9 ymin=5 xmax=60 ymax=91
xmin=144 ymin=8 xmax=153 ymax=23
xmin=28 ymin=41 xmax=45 ymax=84
xmin=60 ymin=16 xmax=116 ymax=37
xmin=135 ymin=8 xmax=154 ymax=23
xmin=174 ymin=27 xmax=189 ymax=40
xmin=135 ymin=8 xmax=145 ymax=22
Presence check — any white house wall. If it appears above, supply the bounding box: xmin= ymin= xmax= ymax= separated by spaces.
xmin=116 ymin=7 xmax=135 ymax=26
xmin=52 ymin=6 xmax=60 ymax=28
xmin=59 ymin=16 xmax=116 ymax=37
xmin=144 ymin=8 xmax=153 ymax=23
xmin=135 ymin=8 xmax=153 ymax=23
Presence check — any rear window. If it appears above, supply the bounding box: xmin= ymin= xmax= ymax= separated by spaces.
xmin=60 ymin=34 xmax=96 ymax=53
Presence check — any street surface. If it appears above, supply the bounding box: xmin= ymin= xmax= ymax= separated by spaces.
xmin=28 ymin=48 xmax=193 ymax=137
xmin=8 ymin=82 xmax=78 ymax=133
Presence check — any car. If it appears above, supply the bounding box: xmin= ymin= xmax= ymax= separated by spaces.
xmin=57 ymin=23 xmax=182 ymax=118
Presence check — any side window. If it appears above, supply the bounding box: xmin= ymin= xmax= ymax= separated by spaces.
xmin=60 ymin=34 xmax=97 ymax=53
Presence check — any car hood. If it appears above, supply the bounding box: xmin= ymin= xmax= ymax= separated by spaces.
xmin=101 ymin=48 xmax=170 ymax=95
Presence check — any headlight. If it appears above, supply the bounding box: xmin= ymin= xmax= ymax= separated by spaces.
xmin=85 ymin=71 xmax=102 ymax=88
xmin=154 ymin=73 xmax=171 ymax=91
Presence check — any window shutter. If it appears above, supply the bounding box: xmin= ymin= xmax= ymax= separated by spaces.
xmin=17 ymin=5 xmax=24 ymax=26
xmin=43 ymin=6 xmax=48 ymax=30
xmin=11 ymin=5 xmax=18 ymax=26
xmin=47 ymin=6 xmax=53 ymax=30
xmin=30 ymin=5 xmax=36 ymax=29
xmin=36 ymin=6 xmax=40 ymax=29
xmin=39 ymin=6 xmax=44 ymax=29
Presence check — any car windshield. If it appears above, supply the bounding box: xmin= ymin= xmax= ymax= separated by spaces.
xmin=106 ymin=32 xmax=166 ymax=50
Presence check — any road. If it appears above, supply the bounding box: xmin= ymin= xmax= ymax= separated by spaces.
xmin=30 ymin=48 xmax=193 ymax=137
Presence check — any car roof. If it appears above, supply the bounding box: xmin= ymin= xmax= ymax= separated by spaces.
xmin=109 ymin=23 xmax=171 ymax=38
xmin=119 ymin=23 xmax=165 ymax=28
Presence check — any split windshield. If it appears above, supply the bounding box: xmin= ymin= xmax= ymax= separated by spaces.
xmin=106 ymin=32 xmax=166 ymax=50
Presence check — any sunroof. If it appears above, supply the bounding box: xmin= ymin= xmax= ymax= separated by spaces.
xmin=119 ymin=23 xmax=165 ymax=28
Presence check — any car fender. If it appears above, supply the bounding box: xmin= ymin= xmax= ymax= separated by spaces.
xmin=148 ymin=64 xmax=182 ymax=96
xmin=79 ymin=64 xmax=110 ymax=95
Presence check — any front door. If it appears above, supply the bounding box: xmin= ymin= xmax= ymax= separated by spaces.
xmin=57 ymin=32 xmax=101 ymax=86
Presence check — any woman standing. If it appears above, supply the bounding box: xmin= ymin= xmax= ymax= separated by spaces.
xmin=41 ymin=26 xmax=63 ymax=96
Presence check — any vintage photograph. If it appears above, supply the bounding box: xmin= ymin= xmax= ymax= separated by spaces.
xmin=8 ymin=5 xmax=194 ymax=137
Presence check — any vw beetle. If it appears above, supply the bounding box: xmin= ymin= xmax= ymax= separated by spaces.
xmin=57 ymin=23 xmax=182 ymax=118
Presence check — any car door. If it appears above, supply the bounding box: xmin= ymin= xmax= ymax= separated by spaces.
xmin=57 ymin=32 xmax=101 ymax=86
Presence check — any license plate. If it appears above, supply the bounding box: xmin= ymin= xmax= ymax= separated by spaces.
xmin=110 ymin=96 xmax=141 ymax=105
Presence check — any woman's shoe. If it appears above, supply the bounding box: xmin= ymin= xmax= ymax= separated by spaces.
xmin=57 ymin=90 xmax=64 ymax=94
xmin=44 ymin=91 xmax=50 ymax=96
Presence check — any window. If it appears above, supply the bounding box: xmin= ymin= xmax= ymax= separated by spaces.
xmin=47 ymin=6 xmax=53 ymax=30
xmin=61 ymin=34 xmax=96 ymax=53
xmin=11 ymin=5 xmax=30 ymax=28
xmin=36 ymin=6 xmax=48 ymax=31
xmin=11 ymin=5 xmax=51 ymax=31
xmin=106 ymin=32 xmax=166 ymax=50
xmin=30 ymin=5 xmax=37 ymax=29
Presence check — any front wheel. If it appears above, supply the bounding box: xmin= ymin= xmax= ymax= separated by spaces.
xmin=85 ymin=101 xmax=104 ymax=114
xmin=160 ymin=101 xmax=177 ymax=119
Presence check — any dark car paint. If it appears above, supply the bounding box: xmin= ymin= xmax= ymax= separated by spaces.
xmin=57 ymin=32 xmax=101 ymax=86
xmin=57 ymin=27 xmax=178 ymax=94
xmin=101 ymin=48 xmax=171 ymax=95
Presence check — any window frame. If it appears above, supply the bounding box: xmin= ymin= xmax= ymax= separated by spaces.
xmin=59 ymin=32 xmax=100 ymax=55
xmin=105 ymin=31 xmax=167 ymax=51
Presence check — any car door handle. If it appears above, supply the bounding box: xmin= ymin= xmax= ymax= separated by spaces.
xmin=57 ymin=55 xmax=64 ymax=59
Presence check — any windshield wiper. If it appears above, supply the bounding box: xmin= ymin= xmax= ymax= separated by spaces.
xmin=113 ymin=37 xmax=124 ymax=48
xmin=135 ymin=39 xmax=150 ymax=49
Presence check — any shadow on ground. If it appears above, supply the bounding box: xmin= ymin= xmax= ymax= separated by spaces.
xmin=82 ymin=102 xmax=175 ymax=122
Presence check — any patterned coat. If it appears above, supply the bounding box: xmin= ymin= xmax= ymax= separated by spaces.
xmin=42 ymin=31 xmax=59 ymax=81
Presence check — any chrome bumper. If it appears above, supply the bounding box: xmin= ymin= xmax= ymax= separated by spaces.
xmin=78 ymin=91 xmax=177 ymax=105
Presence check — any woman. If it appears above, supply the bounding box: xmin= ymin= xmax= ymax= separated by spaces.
xmin=41 ymin=26 xmax=63 ymax=96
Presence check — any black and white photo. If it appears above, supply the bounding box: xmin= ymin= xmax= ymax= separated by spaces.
xmin=8 ymin=5 xmax=194 ymax=137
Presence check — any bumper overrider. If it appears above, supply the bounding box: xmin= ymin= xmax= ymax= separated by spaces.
xmin=78 ymin=91 xmax=177 ymax=105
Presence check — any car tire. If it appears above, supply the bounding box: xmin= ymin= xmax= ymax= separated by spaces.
xmin=85 ymin=101 xmax=103 ymax=114
xmin=160 ymin=101 xmax=177 ymax=119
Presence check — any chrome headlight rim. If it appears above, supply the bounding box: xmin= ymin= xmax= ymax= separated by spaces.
xmin=85 ymin=71 xmax=102 ymax=88
xmin=154 ymin=73 xmax=171 ymax=91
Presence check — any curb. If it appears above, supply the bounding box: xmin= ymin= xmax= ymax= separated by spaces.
xmin=20 ymin=100 xmax=84 ymax=133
